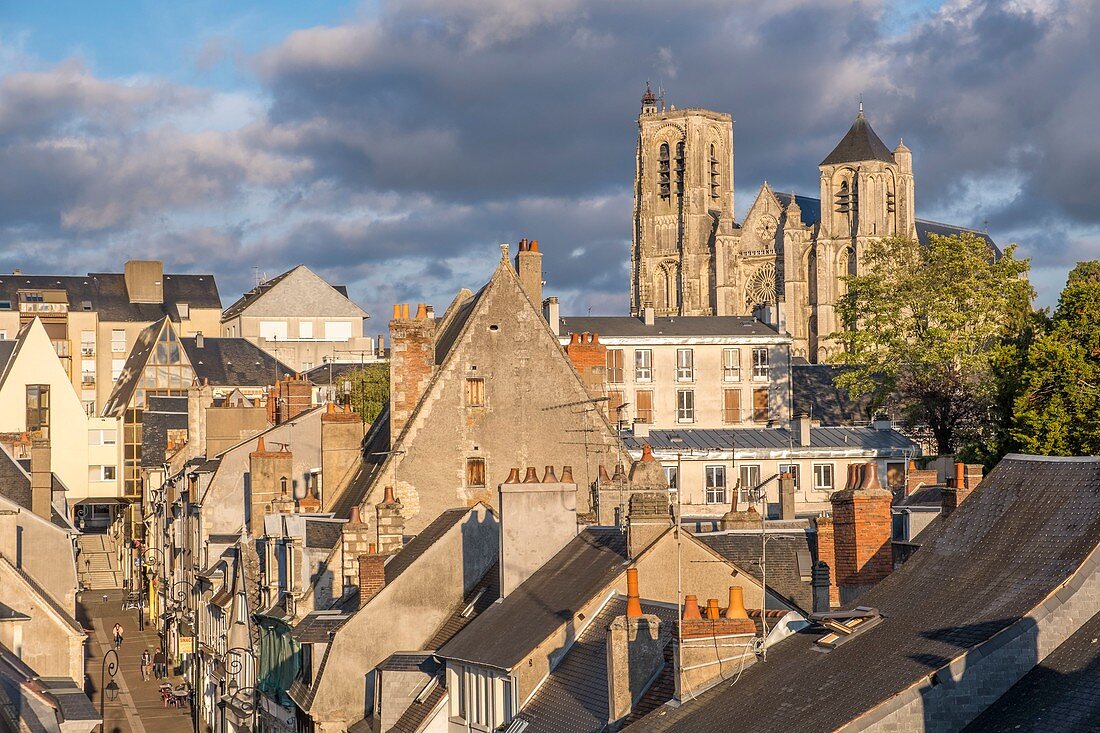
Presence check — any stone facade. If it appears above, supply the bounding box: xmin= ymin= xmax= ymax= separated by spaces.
xmin=631 ymin=93 xmax=918 ymax=362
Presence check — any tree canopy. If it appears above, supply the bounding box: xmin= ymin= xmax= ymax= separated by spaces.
xmin=832 ymin=233 xmax=1033 ymax=455
xmin=339 ymin=363 xmax=389 ymax=424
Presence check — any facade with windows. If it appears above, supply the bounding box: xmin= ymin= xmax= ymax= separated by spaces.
xmin=558 ymin=315 xmax=792 ymax=430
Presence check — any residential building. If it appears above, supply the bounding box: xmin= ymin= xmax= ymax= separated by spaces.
xmin=630 ymin=89 xmax=999 ymax=362
xmin=558 ymin=312 xmax=792 ymax=430
xmin=0 ymin=260 xmax=220 ymax=415
xmin=220 ymin=265 xmax=379 ymax=372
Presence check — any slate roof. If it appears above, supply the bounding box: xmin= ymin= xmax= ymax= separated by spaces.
xmin=630 ymin=455 xmax=1100 ymax=732
xmin=328 ymin=405 xmax=390 ymax=520
xmin=515 ymin=596 xmax=678 ymax=733
xmin=0 ymin=272 xmax=219 ymax=322
xmin=558 ymin=316 xmax=782 ymax=340
xmin=697 ymin=531 xmax=814 ymax=611
xmin=820 ymin=112 xmax=895 ymax=166
xmin=102 ymin=318 xmax=165 ymax=416
xmin=389 ymin=681 xmax=445 ymax=733
xmin=182 ymin=336 xmax=294 ymax=387
xmin=141 ymin=395 xmax=188 ymax=467
xmin=0 ymin=445 xmax=31 ymax=511
xmin=303 ymin=361 xmax=374 ymax=386
xmin=304 ymin=521 xmax=343 ymax=550
xmin=622 ymin=427 xmax=916 ymax=455
xmin=432 ymin=286 xmax=484 ymax=363
xmin=896 ymin=485 xmax=943 ymax=508
xmin=963 ymin=609 xmax=1100 ymax=732
xmin=377 ymin=652 xmax=439 ymax=674
xmin=221 ymin=268 xmax=297 ymax=320
xmin=291 ymin=611 xmax=351 ymax=643
xmin=439 ymin=528 xmax=629 ymax=670
xmin=422 ymin=561 xmax=501 ymax=651
xmin=773 ymin=191 xmax=1001 ymax=255
xmin=791 ymin=363 xmax=881 ymax=425
xmin=0 ymin=340 xmax=17 ymax=374
xmin=38 ymin=678 xmax=100 ymax=722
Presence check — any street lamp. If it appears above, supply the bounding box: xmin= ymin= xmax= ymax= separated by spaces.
xmin=100 ymin=648 xmax=119 ymax=732
xmin=221 ymin=647 xmax=258 ymax=733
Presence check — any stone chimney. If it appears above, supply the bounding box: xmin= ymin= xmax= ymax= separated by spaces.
xmin=797 ymin=414 xmax=811 ymax=447
xmin=829 ymin=462 xmax=893 ymax=605
xmin=543 ymin=296 xmax=560 ymax=335
xmin=389 ymin=303 xmax=436 ymax=445
xmin=358 ymin=545 xmax=386 ymax=607
xmin=779 ymin=472 xmax=796 ymax=521
xmin=811 ymin=561 xmax=831 ymax=614
xmin=341 ymin=506 xmax=372 ymax=593
xmin=321 ymin=402 xmax=366 ymax=509
xmin=124 ymin=260 xmax=164 ymax=304
xmin=606 ymin=567 xmax=665 ymax=728
xmin=626 ymin=491 xmax=671 ymax=559
xmin=515 ymin=238 xmax=543 ymax=307
xmin=642 ymin=306 xmax=654 ymax=327
xmin=268 ymin=478 xmax=295 ymax=515
xmin=498 ymin=465 xmax=578 ymax=596
xmin=248 ymin=437 xmax=293 ymax=534
xmin=720 ymin=489 xmax=761 ymax=532
xmin=30 ymin=439 xmax=52 ymax=520
xmin=188 ymin=378 xmax=214 ymax=460
xmin=375 ymin=486 xmax=405 ymax=555
xmin=274 ymin=374 xmax=312 ymax=425
xmin=565 ymin=332 xmax=607 ymax=400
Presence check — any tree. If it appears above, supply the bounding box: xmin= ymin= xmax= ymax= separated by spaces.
xmin=339 ymin=364 xmax=389 ymax=424
xmin=1010 ymin=262 xmax=1100 ymax=455
xmin=833 ymin=233 xmax=1033 ymax=455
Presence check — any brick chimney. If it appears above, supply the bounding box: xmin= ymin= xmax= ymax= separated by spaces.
xmin=499 ymin=465 xmax=578 ymax=596
xmin=321 ymin=402 xmax=366 ymax=509
xmin=942 ymin=461 xmax=982 ymax=518
xmin=515 ymin=238 xmax=543 ymax=307
xmin=389 ymin=303 xmax=436 ymax=445
xmin=30 ymin=439 xmax=52 ymax=520
xmin=248 ymin=437 xmax=293 ymax=534
xmin=904 ymin=458 xmax=938 ymax=497
xmin=274 ymin=374 xmax=312 ymax=424
xmin=375 ymin=486 xmax=405 ymax=555
xmin=812 ymin=515 xmax=840 ymax=609
xmin=358 ymin=546 xmax=386 ymax=607
xmin=606 ymin=567 xmax=665 ymax=728
xmin=829 ymin=462 xmax=893 ymax=604
xmin=676 ymin=585 xmax=756 ymax=699
xmin=565 ymin=332 xmax=607 ymax=400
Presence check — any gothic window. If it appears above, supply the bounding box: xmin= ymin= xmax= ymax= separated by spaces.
xmin=808 ymin=247 xmax=818 ymax=303
xmin=655 ymin=262 xmax=678 ymax=312
xmin=710 ymin=144 xmax=719 ymax=198
xmin=835 ymin=180 xmax=851 ymax=214
xmin=744 ymin=262 xmax=777 ymax=308
xmin=675 ymin=142 xmax=685 ymax=195
xmin=847 ymin=247 xmax=857 ymax=277
xmin=658 ymin=143 xmax=670 ymax=198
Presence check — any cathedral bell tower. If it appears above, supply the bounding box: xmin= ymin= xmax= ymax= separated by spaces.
xmin=631 ymin=85 xmax=734 ymax=317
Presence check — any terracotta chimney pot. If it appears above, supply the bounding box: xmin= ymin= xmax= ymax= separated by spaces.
xmin=592 ymin=332 xmax=599 ymax=343
xmin=349 ymin=505 xmax=363 ymax=525
xmin=382 ymin=485 xmax=397 ymax=504
xmin=641 ymin=444 xmax=655 ymax=462
xmin=724 ymin=586 xmax=749 ymax=619
xmin=543 ymin=465 xmax=558 ymax=483
xmin=955 ymin=461 xmax=965 ymax=489
xmin=682 ymin=595 xmax=702 ymax=621
xmin=327 ymin=401 xmax=336 ymax=414
xmin=560 ymin=465 xmax=574 ymax=483
xmin=415 ymin=303 xmax=428 ymax=320
xmin=368 ymin=542 xmax=377 ymax=554
xmin=256 ymin=436 xmax=266 ymax=453
xmin=505 ymin=467 xmax=521 ymax=484
xmin=392 ymin=304 xmax=401 ymax=319
xmin=529 ymin=239 xmax=539 ymax=252
xmin=612 ymin=462 xmax=626 ymax=481
xmin=598 ymin=465 xmax=611 ymax=483
xmin=705 ymin=598 xmax=721 ymax=620
xmin=570 ymin=333 xmax=580 ymax=345
xmin=908 ymin=459 xmax=918 ymax=471
xmin=626 ymin=567 xmax=643 ymax=619
xmin=859 ymin=462 xmax=882 ymax=491
xmin=523 ymin=467 xmax=540 ymax=483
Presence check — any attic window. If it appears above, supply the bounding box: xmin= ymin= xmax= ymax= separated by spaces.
xmin=0 ymin=301 xmax=10 ymax=310
xmin=81 ymin=300 xmax=92 ymax=311
xmin=812 ymin=607 xmax=884 ymax=650
xmin=178 ymin=303 xmax=190 ymax=319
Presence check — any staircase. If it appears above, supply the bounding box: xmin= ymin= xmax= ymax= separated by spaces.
xmin=77 ymin=534 xmax=123 ymax=589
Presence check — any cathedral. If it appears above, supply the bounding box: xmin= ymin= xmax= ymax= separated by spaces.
xmin=629 ymin=84 xmax=997 ymax=363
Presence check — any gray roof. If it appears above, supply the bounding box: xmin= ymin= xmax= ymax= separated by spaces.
xmin=791 ymin=363 xmax=881 ymax=425
xmin=182 ymin=336 xmax=294 ymax=387
xmin=0 ymin=271 xmax=219 ymax=322
xmin=292 ymin=611 xmax=350 ymax=643
xmin=558 ymin=315 xmax=781 ymax=339
xmin=438 ymin=528 xmax=628 ymax=670
xmin=422 ymin=561 xmax=500 ymax=651
xmin=376 ymin=652 xmax=439 ymax=674
xmin=38 ymin=678 xmax=100 ymax=722
xmin=141 ymin=395 xmax=188 ymax=467
xmin=896 ymin=485 xmax=943 ymax=508
xmin=304 ymin=521 xmax=343 ymax=550
xmin=221 ymin=267 xmax=297 ymax=319
xmin=0 ymin=340 xmax=16 ymax=374
xmin=697 ymin=531 xmax=814 ymax=612
xmin=0 ymin=445 xmax=31 ymax=512
xmin=102 ymin=318 xmax=165 ymax=416
xmin=515 ymin=596 xmax=677 ymax=733
xmin=820 ymin=112 xmax=895 ymax=166
xmin=622 ymin=427 xmax=916 ymax=455
xmin=963 ymin=609 xmax=1100 ymax=732
xmin=303 ymin=361 xmax=374 ymax=386
xmin=630 ymin=455 xmax=1100 ymax=732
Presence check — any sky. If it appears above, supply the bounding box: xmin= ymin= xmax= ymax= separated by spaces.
xmin=1 ymin=0 xmax=1097 ymax=320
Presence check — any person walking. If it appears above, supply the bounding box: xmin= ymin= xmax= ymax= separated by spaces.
xmin=153 ymin=648 xmax=166 ymax=679
xmin=112 ymin=623 xmax=124 ymax=649
xmin=140 ymin=649 xmax=152 ymax=681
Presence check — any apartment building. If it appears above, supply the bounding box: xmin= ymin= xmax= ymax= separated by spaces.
xmin=0 ymin=260 xmax=220 ymax=416
xmin=558 ymin=310 xmax=792 ymax=430
xmin=220 ymin=265 xmax=379 ymax=372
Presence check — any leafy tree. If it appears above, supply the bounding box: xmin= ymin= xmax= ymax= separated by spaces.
xmin=338 ymin=363 xmax=389 ymax=424
xmin=1010 ymin=262 xmax=1100 ymax=455
xmin=833 ymin=233 xmax=1033 ymax=455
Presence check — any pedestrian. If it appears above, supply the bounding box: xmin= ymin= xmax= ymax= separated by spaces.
xmin=140 ymin=649 xmax=152 ymax=681
xmin=153 ymin=648 xmax=165 ymax=679
xmin=112 ymin=623 xmax=124 ymax=649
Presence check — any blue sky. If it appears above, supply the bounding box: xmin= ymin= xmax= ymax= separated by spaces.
xmin=0 ymin=0 xmax=1095 ymax=317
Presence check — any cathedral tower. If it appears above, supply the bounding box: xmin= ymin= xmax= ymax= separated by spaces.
xmin=631 ymin=85 xmax=734 ymax=316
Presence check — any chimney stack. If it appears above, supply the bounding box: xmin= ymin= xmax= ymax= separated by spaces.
xmin=642 ymin=306 xmax=655 ymax=327
xmin=543 ymin=296 xmax=560 ymax=335
xmin=828 ymin=462 xmax=893 ymax=605
xmin=274 ymin=375 xmax=312 ymax=424
xmin=389 ymin=303 xmax=436 ymax=445
xmin=123 ymin=260 xmax=164 ymax=304
xmin=779 ymin=472 xmax=796 ymax=521
xmin=498 ymin=465 xmax=578 ymax=596
xmin=358 ymin=548 xmax=386 ymax=607
xmin=30 ymin=439 xmax=52 ymax=520
xmin=375 ymin=486 xmax=405 ymax=555
xmin=321 ymin=402 xmax=366 ymax=510
xmin=606 ymin=566 xmax=664 ymax=728
xmin=515 ymin=238 xmax=543 ymax=307
xmin=798 ymin=414 xmax=811 ymax=447
xmin=565 ymin=331 xmax=607 ymax=401
xmin=811 ymin=561 xmax=831 ymax=614
xmin=942 ymin=461 xmax=981 ymax=518
xmin=249 ymin=437 xmax=293 ymax=534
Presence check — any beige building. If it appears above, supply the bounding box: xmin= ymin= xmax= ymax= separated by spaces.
xmin=631 ymin=91 xmax=998 ymax=362
xmin=0 ymin=260 xmax=220 ymax=416
xmin=221 ymin=265 xmax=378 ymax=372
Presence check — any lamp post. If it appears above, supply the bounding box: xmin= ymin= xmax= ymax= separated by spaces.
xmin=100 ymin=648 xmax=120 ymax=733
xmin=222 ymin=647 xmax=258 ymax=733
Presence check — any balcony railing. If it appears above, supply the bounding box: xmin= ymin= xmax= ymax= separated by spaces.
xmin=81 ymin=344 xmax=95 ymax=356
xmin=52 ymin=340 xmax=71 ymax=358
xmin=19 ymin=302 xmax=68 ymax=314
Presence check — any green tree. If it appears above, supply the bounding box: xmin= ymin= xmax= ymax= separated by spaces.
xmin=1011 ymin=262 xmax=1100 ymax=455
xmin=833 ymin=233 xmax=1033 ymax=455
xmin=339 ymin=363 xmax=389 ymax=424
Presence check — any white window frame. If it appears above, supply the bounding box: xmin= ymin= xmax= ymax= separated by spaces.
xmin=102 ymin=465 xmax=116 ymax=481
xmin=111 ymin=359 xmax=125 ymax=381
xmin=739 ymin=464 xmax=761 ymax=503
xmin=324 ymin=321 xmax=353 ymax=341
xmin=634 ymin=349 xmax=652 ymax=382
xmin=299 ymin=321 xmax=313 ymax=339
xmin=723 ymin=348 xmax=741 ymax=381
xmin=259 ymin=321 xmax=288 ymax=341
xmin=676 ymin=389 xmax=694 ymax=423
xmin=676 ymin=348 xmax=694 ymax=381
xmin=663 ymin=465 xmax=678 ymax=491
xmin=705 ymin=465 xmax=727 ymax=505
xmin=814 ymin=463 xmax=835 ymax=491
xmin=752 ymin=347 xmax=770 ymax=381
xmin=111 ymin=330 xmax=126 ymax=353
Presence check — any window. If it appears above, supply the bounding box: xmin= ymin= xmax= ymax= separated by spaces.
xmin=634 ymin=349 xmax=652 ymax=382
xmin=0 ymin=331 xmax=6 ymax=340
xmin=112 ymin=359 xmax=125 ymax=381
xmin=82 ymin=400 xmax=96 ymax=417
xmin=813 ymin=464 xmax=834 ymax=491
xmin=299 ymin=321 xmax=313 ymax=339
xmin=80 ymin=330 xmax=95 ymax=355
xmin=606 ymin=349 xmax=624 ymax=383
xmin=723 ymin=389 xmax=741 ymax=424
xmin=324 ymin=321 xmax=352 ymax=341
xmin=779 ymin=463 xmax=801 ymax=490
xmin=608 ymin=390 xmax=625 ymax=423
xmin=723 ymin=348 xmax=741 ymax=381
xmin=502 ymin=677 xmax=514 ymax=725
xmin=466 ymin=458 xmax=486 ymax=488
xmin=82 ymin=359 xmax=95 ymax=385
xmin=635 ymin=390 xmax=653 ymax=424
xmin=102 ymin=466 xmax=116 ymax=481
xmin=465 ymin=378 xmax=485 ymax=407
xmin=752 ymin=388 xmax=769 ymax=422
xmin=752 ymin=347 xmax=770 ymax=380
xmin=452 ymin=666 xmax=465 ymax=719
xmin=26 ymin=385 xmax=49 ymax=440
xmin=676 ymin=389 xmax=695 ymax=422
xmin=676 ymin=348 xmax=694 ymax=381
xmin=664 ymin=465 xmax=678 ymax=491
xmin=259 ymin=321 xmax=288 ymax=340
xmin=739 ymin=464 xmax=761 ymax=501
xmin=705 ymin=466 xmax=727 ymax=504
xmin=177 ymin=303 xmax=189 ymax=319
xmin=0 ymin=301 xmax=10 ymax=310
xmin=111 ymin=330 xmax=126 ymax=353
